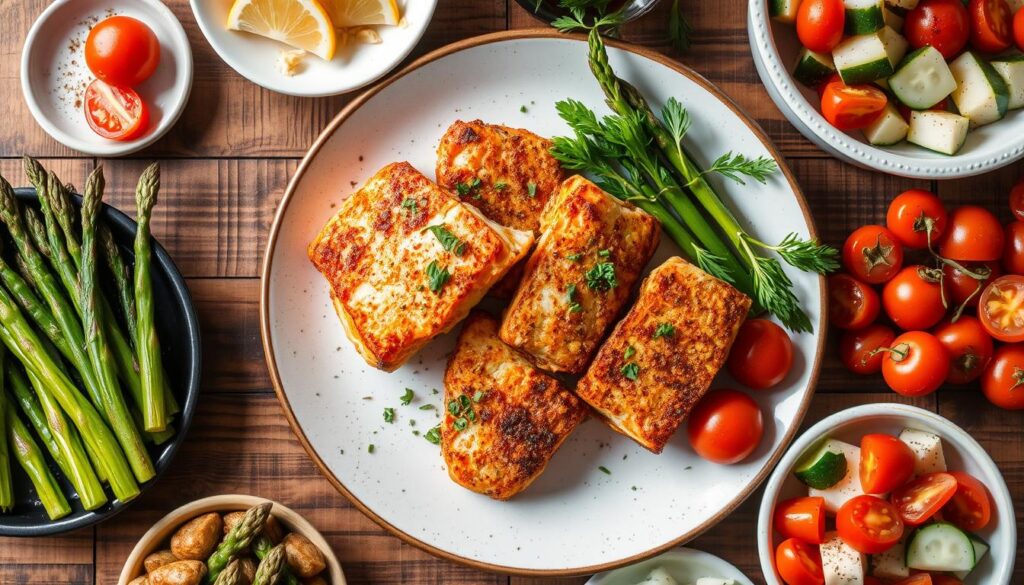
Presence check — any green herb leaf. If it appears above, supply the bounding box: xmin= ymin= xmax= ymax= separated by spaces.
xmin=455 ymin=177 xmax=482 ymax=197
xmin=494 ymin=181 xmax=508 ymax=190
xmin=400 ymin=388 xmax=414 ymax=406
xmin=425 ymin=261 xmax=450 ymax=294
xmin=427 ymin=224 xmax=466 ymax=256
xmin=453 ymin=417 xmax=468 ymax=431
xmin=704 ymin=152 xmax=778 ymax=185
xmin=447 ymin=400 xmax=460 ymax=415
xmin=383 ymin=408 xmax=395 ymax=424
xmin=473 ymin=390 xmax=485 ymax=402
xmin=662 ymin=97 xmax=691 ymax=159
xmin=623 ymin=345 xmax=636 ymax=360
xmin=598 ymin=465 xmax=611 ymax=475
xmin=520 ymin=105 xmax=528 ymax=113
xmin=401 ymin=198 xmax=418 ymax=215
xmin=566 ymin=252 xmax=584 ymax=262
xmin=368 ymin=444 xmax=375 ymax=453
xmin=749 ymin=232 xmax=840 ymax=274
xmin=621 ymin=362 xmax=640 ymax=381
xmin=566 ymin=282 xmax=582 ymax=313
xmin=424 ymin=426 xmax=442 ymax=445
xmin=527 ymin=182 xmax=537 ymax=197
xmin=668 ymin=0 xmax=693 ymax=53
xmin=419 ymin=404 xmax=436 ymax=411
xmin=597 ymin=248 xmax=610 ymax=257
xmin=653 ymin=323 xmax=676 ymax=339
xmin=585 ymin=262 xmax=618 ymax=291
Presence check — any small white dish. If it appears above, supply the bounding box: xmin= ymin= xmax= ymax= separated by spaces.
xmin=585 ymin=548 xmax=755 ymax=585
xmin=747 ymin=0 xmax=1024 ymax=179
xmin=190 ymin=0 xmax=437 ymax=97
xmin=20 ymin=0 xmax=193 ymax=157
xmin=757 ymin=403 xmax=1017 ymax=585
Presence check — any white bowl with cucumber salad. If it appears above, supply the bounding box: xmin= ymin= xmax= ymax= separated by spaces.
xmin=757 ymin=403 xmax=1015 ymax=585
xmin=748 ymin=0 xmax=1024 ymax=179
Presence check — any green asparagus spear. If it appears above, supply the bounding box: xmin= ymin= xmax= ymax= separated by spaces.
xmin=131 ymin=164 xmax=167 ymax=433
xmin=8 ymin=366 xmax=65 ymax=471
xmin=213 ymin=559 xmax=244 ymax=585
xmin=207 ymin=502 xmax=273 ymax=583
xmin=100 ymin=225 xmax=137 ymax=346
xmin=251 ymin=544 xmax=287 ymax=585
xmin=252 ymin=536 xmax=299 ymax=585
xmin=6 ymin=405 xmax=70 ymax=520
xmin=0 ymin=350 xmax=12 ymax=513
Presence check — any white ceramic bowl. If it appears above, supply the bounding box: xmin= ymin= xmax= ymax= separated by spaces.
xmin=757 ymin=403 xmax=1016 ymax=585
xmin=20 ymin=0 xmax=193 ymax=157
xmin=585 ymin=548 xmax=755 ymax=585
xmin=747 ymin=1 xmax=1024 ymax=179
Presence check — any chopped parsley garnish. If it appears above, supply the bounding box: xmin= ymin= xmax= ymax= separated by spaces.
xmin=653 ymin=323 xmax=676 ymax=339
xmin=455 ymin=177 xmax=482 ymax=198
xmin=621 ymin=362 xmax=640 ymax=381
xmin=494 ymin=181 xmax=508 ymax=190
xmin=425 ymin=261 xmax=450 ymax=294
xmin=527 ymin=182 xmax=537 ymax=197
xmin=566 ymin=283 xmax=582 ymax=313
xmin=623 ymin=345 xmax=636 ymax=360
xmin=383 ymin=408 xmax=395 ymax=423
xmin=473 ymin=390 xmax=485 ymax=402
xmin=453 ymin=417 xmax=468 ymax=431
xmin=447 ymin=394 xmax=477 ymax=433
xmin=400 ymin=388 xmax=414 ymax=405
xmin=566 ymin=252 xmax=583 ymax=262
xmin=520 ymin=105 xmax=528 ymax=113
xmin=585 ymin=262 xmax=618 ymax=291
xmin=419 ymin=404 xmax=436 ymax=411
xmin=426 ymin=224 xmax=466 ymax=255
xmin=368 ymin=444 xmax=375 ymax=453
xmin=598 ymin=466 xmax=611 ymax=475
xmin=401 ymin=198 xmax=418 ymax=214
xmin=424 ymin=426 xmax=442 ymax=445
xmin=597 ymin=249 xmax=611 ymax=257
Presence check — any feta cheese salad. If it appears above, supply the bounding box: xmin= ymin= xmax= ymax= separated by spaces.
xmin=770 ymin=429 xmax=996 ymax=585
xmin=771 ymin=0 xmax=1024 ymax=155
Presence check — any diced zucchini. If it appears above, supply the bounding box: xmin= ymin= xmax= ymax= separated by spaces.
xmin=879 ymin=25 xmax=908 ymax=67
xmin=795 ymin=438 xmax=850 ymax=490
xmin=889 ymin=46 xmax=957 ymax=109
xmin=834 ymin=27 xmax=907 ymax=84
xmin=794 ymin=48 xmax=837 ymax=87
xmin=953 ymin=533 xmax=990 ymax=580
xmin=821 ymin=532 xmax=866 ymax=585
xmin=886 ymin=0 xmax=919 ymax=9
xmin=883 ymin=4 xmax=904 ymax=30
xmin=991 ymin=55 xmax=1024 ymax=110
xmin=898 ymin=428 xmax=947 ymax=475
xmin=906 ymin=522 xmax=975 ymax=573
xmin=770 ymin=0 xmax=803 ymax=22
xmin=871 ymin=536 xmax=909 ymax=579
xmin=806 ymin=440 xmax=864 ymax=512
xmin=907 ymin=111 xmax=969 ymax=155
xmin=864 ymin=103 xmax=908 ymax=145
xmin=950 ymin=51 xmax=1010 ymax=127
xmin=845 ymin=0 xmax=886 ymax=34
xmin=635 ymin=567 xmax=679 ymax=585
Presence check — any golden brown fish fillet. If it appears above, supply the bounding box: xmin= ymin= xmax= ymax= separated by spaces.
xmin=307 ymin=162 xmax=534 ymax=372
xmin=499 ymin=175 xmax=660 ymax=374
xmin=575 ymin=257 xmax=751 ymax=453
xmin=435 ymin=120 xmax=563 ymax=234
xmin=442 ymin=313 xmax=588 ymax=500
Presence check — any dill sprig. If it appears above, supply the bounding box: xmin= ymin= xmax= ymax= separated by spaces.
xmin=703 ymin=152 xmax=779 ymax=185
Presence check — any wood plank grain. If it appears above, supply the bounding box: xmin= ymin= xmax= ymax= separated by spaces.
xmin=0 ymin=528 xmax=93 ymax=585
xmin=190 ymin=278 xmax=270 ymax=393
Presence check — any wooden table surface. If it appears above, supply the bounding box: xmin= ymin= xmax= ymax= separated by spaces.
xmin=1 ymin=0 xmax=1021 ymax=583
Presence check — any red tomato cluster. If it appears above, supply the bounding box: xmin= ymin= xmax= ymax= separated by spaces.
xmin=772 ymin=432 xmax=993 ymax=585
xmin=832 ymin=183 xmax=1024 ymax=409
xmin=82 ymin=16 xmax=161 ymax=141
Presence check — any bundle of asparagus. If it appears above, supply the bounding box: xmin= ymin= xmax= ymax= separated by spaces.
xmin=0 ymin=158 xmax=176 ymax=520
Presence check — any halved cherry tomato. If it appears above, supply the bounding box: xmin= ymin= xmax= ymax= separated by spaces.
xmin=969 ymin=0 xmax=1013 ymax=53
xmin=821 ymin=81 xmax=888 ymax=130
xmin=931 ymin=576 xmax=962 ymax=585
xmin=939 ymin=205 xmax=1004 ymax=261
xmin=840 ymin=324 xmax=897 ymax=375
xmin=775 ymin=538 xmax=825 ymax=585
xmin=844 ymin=225 xmax=905 ymax=284
xmin=881 ymin=331 xmax=950 ymax=397
xmin=891 ymin=472 xmax=958 ymax=526
xmin=1016 ymin=6 xmax=1024 ymax=51
xmin=981 ymin=343 xmax=1024 ymax=409
xmin=1010 ymin=177 xmax=1024 ymax=220
xmin=860 ymin=433 xmax=916 ymax=494
xmin=774 ymin=496 xmax=826 ymax=544
xmin=892 ymin=576 xmax=934 ymax=585
xmin=829 ymin=274 xmax=880 ymax=330
xmin=85 ymin=16 xmax=160 ymax=87
xmin=727 ymin=319 xmax=793 ymax=390
xmin=933 ymin=315 xmax=995 ymax=384
xmin=1003 ymin=221 xmax=1024 ymax=274
xmin=943 ymin=261 xmax=1001 ymax=307
xmin=797 ymin=0 xmax=846 ymax=52
xmin=687 ymin=389 xmax=764 ymax=464
xmin=83 ymin=79 xmax=150 ymax=141
xmin=905 ymin=0 xmax=971 ymax=58
xmin=886 ymin=189 xmax=948 ymax=249
xmin=979 ymin=275 xmax=1024 ymax=342
xmin=836 ymin=495 xmax=904 ymax=554
xmin=882 ymin=265 xmax=946 ymax=330
xmin=942 ymin=471 xmax=992 ymax=531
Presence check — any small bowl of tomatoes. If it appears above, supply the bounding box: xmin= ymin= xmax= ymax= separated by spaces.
xmin=748 ymin=0 xmax=1024 ymax=178
xmin=757 ymin=402 xmax=1015 ymax=585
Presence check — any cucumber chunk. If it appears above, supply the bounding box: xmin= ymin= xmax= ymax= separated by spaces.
xmin=794 ymin=439 xmax=850 ymax=489
xmin=805 ymin=440 xmax=864 ymax=512
xmin=865 ymin=102 xmax=909 ymax=145
xmin=953 ymin=533 xmax=990 ymax=580
xmin=794 ymin=48 xmax=837 ymax=87
xmin=890 ymin=46 xmax=957 ymax=109
xmin=845 ymin=0 xmax=886 ymax=34
xmin=907 ymin=111 xmax=969 ymax=155
xmin=906 ymin=522 xmax=975 ymax=573
xmin=950 ymin=51 xmax=1010 ymax=127
xmin=770 ymin=0 xmax=803 ymax=22
xmin=821 ymin=531 xmax=866 ymax=585
xmin=871 ymin=535 xmax=909 ymax=579
xmin=834 ymin=27 xmax=907 ymax=84
xmin=991 ymin=55 xmax=1024 ymax=110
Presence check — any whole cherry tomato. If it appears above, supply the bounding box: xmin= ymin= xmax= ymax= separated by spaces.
xmin=1010 ymin=177 xmax=1024 ymax=220
xmin=727 ymin=319 xmax=793 ymax=390
xmin=942 ymin=261 xmax=1001 ymax=307
xmin=85 ymin=16 xmax=161 ymax=87
xmin=837 ymin=495 xmax=904 ymax=554
xmin=881 ymin=331 xmax=950 ymax=397
xmin=843 ymin=225 xmax=905 ymax=284
xmin=886 ymin=189 xmax=949 ymax=249
xmin=882 ymin=265 xmax=946 ymax=330
xmin=942 ymin=471 xmax=993 ymax=531
xmin=821 ymin=81 xmax=888 ymax=130
xmin=797 ymin=0 xmax=846 ymax=52
xmin=905 ymin=0 xmax=971 ymax=58
xmin=891 ymin=472 xmax=958 ymax=525
xmin=774 ymin=496 xmax=826 ymax=544
xmin=687 ymin=389 xmax=764 ymax=464
xmin=1003 ymin=221 xmax=1024 ymax=274
xmin=939 ymin=205 xmax=1005 ymax=261
xmin=933 ymin=315 xmax=995 ymax=384
xmin=775 ymin=538 xmax=825 ymax=585
xmin=829 ymin=274 xmax=880 ymax=330
xmin=1016 ymin=6 xmax=1024 ymax=51
xmin=981 ymin=343 xmax=1024 ymax=409
xmin=978 ymin=275 xmax=1024 ymax=342
xmin=840 ymin=324 xmax=897 ymax=375
xmin=860 ymin=433 xmax=917 ymax=495
xmin=968 ymin=0 xmax=1013 ymax=53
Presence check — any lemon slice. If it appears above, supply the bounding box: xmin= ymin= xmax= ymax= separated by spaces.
xmin=227 ymin=0 xmax=337 ymax=61
xmin=325 ymin=0 xmax=400 ymax=28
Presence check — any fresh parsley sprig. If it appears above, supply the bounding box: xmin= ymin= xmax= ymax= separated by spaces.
xmin=702 ymin=152 xmax=779 ymax=186
xmin=426 ymin=224 xmax=466 ymax=256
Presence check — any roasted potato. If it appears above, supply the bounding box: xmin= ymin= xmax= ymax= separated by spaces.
xmin=223 ymin=510 xmax=283 ymax=543
xmin=143 ymin=550 xmax=179 ymax=574
xmin=170 ymin=512 xmax=223 ymax=560
xmin=148 ymin=560 xmax=207 ymax=585
xmin=221 ymin=511 xmax=245 ymax=534
xmin=282 ymin=533 xmax=326 ymax=578
xmin=128 ymin=577 xmax=149 ymax=585
xmin=237 ymin=557 xmax=257 ymax=584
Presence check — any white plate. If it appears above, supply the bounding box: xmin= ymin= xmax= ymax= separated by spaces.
xmin=585 ymin=548 xmax=755 ymax=585
xmin=20 ymin=0 xmax=193 ymax=157
xmin=758 ymin=403 xmax=1017 ymax=585
xmin=190 ymin=0 xmax=436 ymax=97
xmin=261 ymin=31 xmax=826 ymax=576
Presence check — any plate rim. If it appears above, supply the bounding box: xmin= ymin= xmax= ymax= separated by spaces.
xmin=259 ymin=28 xmax=828 ymax=577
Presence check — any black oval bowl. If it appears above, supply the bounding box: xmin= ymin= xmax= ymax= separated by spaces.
xmin=0 ymin=188 xmax=201 ymax=537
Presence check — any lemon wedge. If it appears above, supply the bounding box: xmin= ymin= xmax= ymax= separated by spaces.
xmin=227 ymin=0 xmax=337 ymax=61
xmin=324 ymin=0 xmax=400 ymax=28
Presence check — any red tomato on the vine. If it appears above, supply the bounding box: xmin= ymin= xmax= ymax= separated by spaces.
xmin=886 ymin=189 xmax=948 ymax=249
xmin=843 ymin=225 xmax=904 ymax=284
xmin=882 ymin=265 xmax=946 ymax=330
xmin=881 ymin=331 xmax=950 ymax=397
xmin=939 ymin=205 xmax=1004 ymax=261
xmin=981 ymin=343 xmax=1024 ymax=409
xmin=943 ymin=261 xmax=1001 ymax=307
xmin=840 ymin=324 xmax=896 ymax=375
